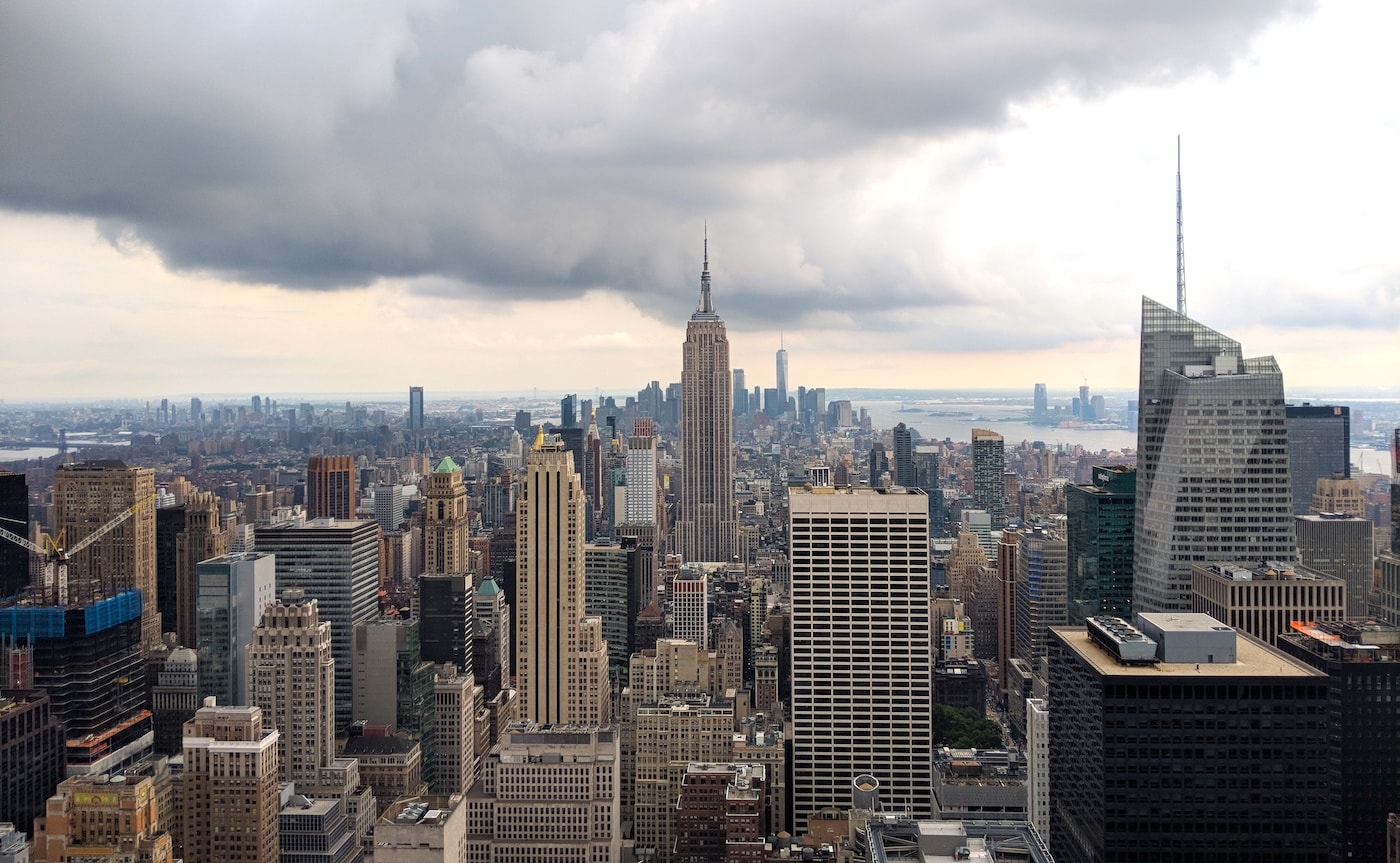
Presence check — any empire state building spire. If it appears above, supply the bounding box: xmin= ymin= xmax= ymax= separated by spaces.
xmin=694 ymin=223 xmax=718 ymax=320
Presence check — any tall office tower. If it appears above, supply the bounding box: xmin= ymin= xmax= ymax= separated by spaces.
xmin=1013 ymin=527 xmax=1068 ymax=667
xmin=417 ymin=574 xmax=473 ymax=670
xmin=560 ymin=393 xmax=579 ymax=428
xmin=431 ymin=665 xmax=479 ymax=795
xmin=1311 ymin=475 xmax=1365 ymax=516
xmin=255 ymin=518 xmax=380 ymax=728
xmin=1287 ymin=404 xmax=1350 ymax=514
xmin=946 ymin=531 xmax=988 ymax=600
xmin=31 ymin=774 xmax=172 ymax=863
xmin=150 ymin=648 xmax=199 ymax=756
xmin=624 ymin=431 xmax=660 ymax=531
xmin=515 ymin=433 xmax=611 ymax=725
xmin=154 ymin=503 xmax=186 ymax=642
xmin=423 ymin=458 xmax=468 ymax=575
xmin=867 ymin=442 xmax=890 ymax=487
xmin=374 ymin=484 xmax=404 ymax=533
xmin=189 ymin=397 xmax=202 ymax=424
xmin=1065 ymin=465 xmax=1136 ymax=623
xmin=732 ymin=369 xmax=747 ymax=417
xmin=53 ymin=461 xmax=159 ymax=651
xmin=473 ymin=578 xmax=509 ymax=700
xmin=195 ymin=552 xmax=275 ymax=707
xmin=775 ymin=340 xmax=789 ymax=413
xmin=892 ymin=423 xmax=916 ymax=487
xmin=1191 ymin=561 xmax=1345 ymax=646
xmin=1297 ymin=513 xmax=1374 ymax=617
xmin=996 ymin=529 xmax=1019 ymax=698
xmin=1134 ymin=297 xmax=1296 ymax=614
xmin=1076 ymin=384 xmax=1092 ymax=420
xmin=632 ymin=694 xmax=736 ymax=861
xmin=1025 ymin=697 xmax=1050 ymax=844
xmin=0 ymin=472 xmax=28 ymax=600
xmin=676 ymin=237 xmax=739 ymax=564
xmin=181 ymin=703 xmax=280 ymax=863
xmin=278 ymin=797 xmax=362 ymax=863
xmin=176 ymin=492 xmax=230 ymax=647
xmin=306 ymin=456 xmax=357 ymax=521
xmin=1279 ymin=620 xmax=1400 ymax=862
xmin=584 ymin=542 xmax=636 ymax=672
xmin=1049 ymin=615 xmax=1331 ymax=863
xmin=671 ymin=565 xmax=710 ymax=648
xmin=1392 ymin=428 xmax=1400 ymax=555
xmin=0 ymin=690 xmax=65 ymax=840
xmin=246 ymin=595 xmax=374 ymax=840
xmin=584 ymin=413 xmax=604 ymax=530
xmin=464 ymin=723 xmax=621 ymax=860
xmin=970 ymin=429 xmax=1006 ymax=526
xmin=408 ymin=386 xmax=425 ymax=431
xmin=0 ymin=590 xmax=150 ymax=776
xmin=1032 ymin=384 xmax=1048 ymax=422
xmin=912 ymin=446 xmax=945 ymax=536
xmin=351 ymin=620 xmax=435 ymax=787
xmin=789 ymin=486 xmax=931 ymax=829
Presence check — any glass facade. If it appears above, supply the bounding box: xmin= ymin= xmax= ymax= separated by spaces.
xmin=1135 ymin=298 xmax=1296 ymax=613
xmin=1066 ymin=466 xmax=1135 ymax=622
xmin=1286 ymin=404 xmax=1350 ymax=515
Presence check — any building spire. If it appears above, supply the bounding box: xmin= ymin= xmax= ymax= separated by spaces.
xmin=1176 ymin=135 xmax=1186 ymax=316
xmin=699 ymin=222 xmax=714 ymax=314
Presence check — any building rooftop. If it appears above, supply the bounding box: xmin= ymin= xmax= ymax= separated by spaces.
xmin=862 ymin=818 xmax=1052 ymax=863
xmin=1053 ymin=624 xmax=1323 ymax=679
xmin=1194 ymin=561 xmax=1344 ymax=584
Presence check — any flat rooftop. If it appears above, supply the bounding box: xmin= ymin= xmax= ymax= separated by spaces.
xmin=1052 ymin=626 xmax=1323 ymax=679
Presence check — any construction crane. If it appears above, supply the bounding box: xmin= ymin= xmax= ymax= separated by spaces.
xmin=0 ymin=493 xmax=156 ymax=606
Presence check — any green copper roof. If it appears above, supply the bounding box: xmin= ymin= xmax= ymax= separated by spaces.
xmin=434 ymin=456 xmax=460 ymax=474
xmin=477 ymin=577 xmax=502 ymax=595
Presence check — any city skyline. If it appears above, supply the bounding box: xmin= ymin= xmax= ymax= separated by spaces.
xmin=3 ymin=2 xmax=1399 ymax=400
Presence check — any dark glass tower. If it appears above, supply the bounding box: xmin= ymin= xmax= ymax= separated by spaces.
xmin=1134 ymin=297 xmax=1296 ymax=613
xmin=417 ymin=573 xmax=473 ymax=670
xmin=971 ymin=429 xmax=1006 ymax=526
xmin=1066 ymin=465 xmax=1136 ymax=622
xmin=1286 ymin=404 xmax=1349 ymax=514
xmin=0 ymin=472 xmax=28 ymax=600
xmin=892 ymin=423 xmax=916 ymax=487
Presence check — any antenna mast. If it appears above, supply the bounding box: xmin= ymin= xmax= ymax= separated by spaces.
xmin=1176 ymin=136 xmax=1186 ymax=316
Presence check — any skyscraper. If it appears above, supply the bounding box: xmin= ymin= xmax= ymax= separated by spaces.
xmin=306 ymin=456 xmax=357 ymax=521
xmin=407 ymin=386 xmax=425 ymax=431
xmin=1134 ymin=297 xmax=1296 ymax=613
xmin=1065 ymin=465 xmax=1136 ymax=623
xmin=970 ymin=429 xmax=1006 ymax=526
xmin=181 ymin=703 xmax=280 ymax=863
xmin=422 ymin=457 xmax=469 ymax=575
xmin=53 ymin=460 xmax=159 ymax=651
xmin=1032 ymin=383 xmax=1049 ymax=423
xmin=624 ymin=420 xmax=658 ymax=526
xmin=892 ymin=423 xmax=916 ymax=487
xmin=676 ymin=235 xmax=739 ymax=564
xmin=789 ymin=486 xmax=931 ymax=828
xmin=195 ymin=551 xmax=276 ymax=708
xmin=254 ymin=519 xmax=381 ymax=728
xmin=514 ymin=432 xmax=610 ymax=725
xmin=1286 ymin=404 xmax=1350 ymax=515
xmin=0 ymin=472 xmax=28 ymax=600
xmin=1013 ymin=527 xmax=1068 ymax=666
xmin=417 ymin=573 xmax=473 ymax=670
xmin=177 ymin=491 xmax=229 ymax=649
xmin=732 ymin=368 xmax=747 ymax=417
xmin=775 ymin=339 xmax=789 ymax=416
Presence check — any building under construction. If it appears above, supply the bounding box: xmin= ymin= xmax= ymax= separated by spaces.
xmin=0 ymin=588 xmax=151 ymax=776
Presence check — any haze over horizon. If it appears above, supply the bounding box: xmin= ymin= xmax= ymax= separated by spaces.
xmin=2 ymin=1 xmax=1398 ymax=399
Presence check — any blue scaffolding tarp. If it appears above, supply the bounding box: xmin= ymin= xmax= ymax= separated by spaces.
xmin=0 ymin=604 xmax=66 ymax=639
xmin=84 ymin=590 xmax=142 ymax=634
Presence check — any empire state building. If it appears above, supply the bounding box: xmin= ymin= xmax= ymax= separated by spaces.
xmin=676 ymin=235 xmax=739 ymax=564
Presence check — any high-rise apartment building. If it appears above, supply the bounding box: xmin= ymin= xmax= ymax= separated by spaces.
xmin=515 ymin=433 xmax=611 ymax=725
xmin=1065 ymin=465 xmax=1135 ymax=623
xmin=408 ymin=386 xmax=425 ymax=431
xmin=1049 ymin=614 xmax=1331 ymax=863
xmin=181 ymin=703 xmax=280 ymax=863
xmin=53 ymin=461 xmax=159 ymax=651
xmin=1134 ymin=297 xmax=1296 ymax=614
xmin=422 ymin=457 xmax=469 ymax=575
xmin=789 ymin=486 xmax=931 ymax=828
xmin=194 ymin=552 xmax=275 ymax=708
xmin=673 ymin=763 xmax=767 ymax=863
xmin=971 ymin=429 xmax=1006 ymax=526
xmin=624 ymin=423 xmax=659 ymax=526
xmin=1296 ymin=513 xmax=1374 ymax=618
xmin=1286 ymin=404 xmax=1350 ymax=515
xmin=633 ymin=694 xmax=736 ymax=861
xmin=430 ymin=665 xmax=479 ymax=796
xmin=1014 ymin=527 xmax=1068 ymax=667
xmin=676 ymin=238 xmax=738 ymax=564
xmin=255 ymin=518 xmax=380 ymax=728
xmin=306 ymin=456 xmax=357 ymax=521
xmin=671 ymin=564 xmax=710 ymax=648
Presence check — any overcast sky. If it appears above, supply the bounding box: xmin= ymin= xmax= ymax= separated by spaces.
xmin=2 ymin=0 xmax=1397 ymax=402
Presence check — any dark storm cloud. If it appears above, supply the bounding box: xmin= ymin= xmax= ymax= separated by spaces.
xmin=0 ymin=1 xmax=1309 ymax=335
